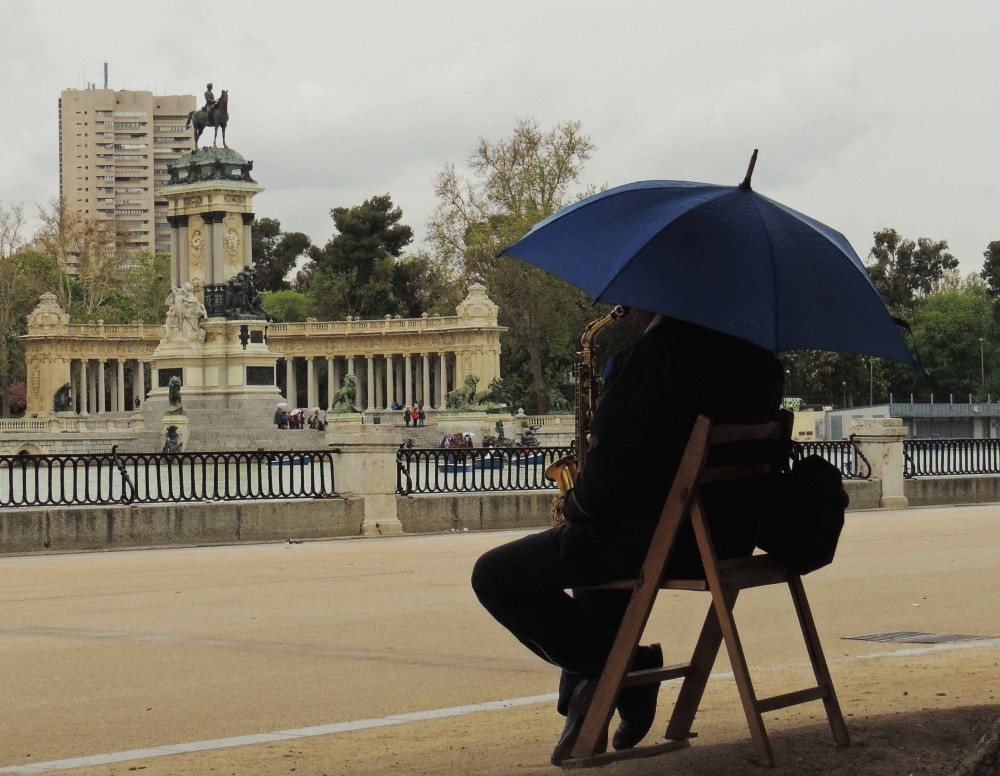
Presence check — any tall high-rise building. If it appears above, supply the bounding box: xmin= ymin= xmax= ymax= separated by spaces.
xmin=58 ymin=88 xmax=196 ymax=260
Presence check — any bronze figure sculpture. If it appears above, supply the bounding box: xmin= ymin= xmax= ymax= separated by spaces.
xmin=186 ymin=89 xmax=229 ymax=150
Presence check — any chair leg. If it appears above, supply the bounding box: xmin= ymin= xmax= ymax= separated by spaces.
xmin=690 ymin=500 xmax=774 ymax=766
xmin=788 ymin=575 xmax=850 ymax=748
xmin=664 ymin=590 xmax=736 ymax=742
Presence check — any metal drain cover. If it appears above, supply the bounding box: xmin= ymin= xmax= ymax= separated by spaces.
xmin=844 ymin=631 xmax=993 ymax=644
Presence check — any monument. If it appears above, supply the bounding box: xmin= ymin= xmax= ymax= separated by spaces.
xmin=143 ymin=85 xmax=283 ymax=429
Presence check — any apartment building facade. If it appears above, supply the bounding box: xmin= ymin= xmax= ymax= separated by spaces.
xmin=58 ymin=88 xmax=196 ymax=261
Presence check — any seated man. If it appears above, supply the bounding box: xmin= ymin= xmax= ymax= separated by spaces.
xmin=472 ymin=310 xmax=783 ymax=765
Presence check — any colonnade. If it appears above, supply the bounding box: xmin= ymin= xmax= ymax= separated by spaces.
xmin=282 ymin=352 xmax=457 ymax=412
xmin=68 ymin=359 xmax=148 ymax=415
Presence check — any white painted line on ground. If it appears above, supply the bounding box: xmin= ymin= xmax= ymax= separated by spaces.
xmin=0 ymin=694 xmax=560 ymax=774
xmin=2 ymin=639 xmax=998 ymax=774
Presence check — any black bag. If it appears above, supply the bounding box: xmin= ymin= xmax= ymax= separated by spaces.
xmin=756 ymin=454 xmax=849 ymax=575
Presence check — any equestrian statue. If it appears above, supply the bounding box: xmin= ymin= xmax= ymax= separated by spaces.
xmin=186 ymin=83 xmax=229 ymax=150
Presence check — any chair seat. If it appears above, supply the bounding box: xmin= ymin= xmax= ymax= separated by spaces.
xmin=579 ymin=554 xmax=788 ymax=594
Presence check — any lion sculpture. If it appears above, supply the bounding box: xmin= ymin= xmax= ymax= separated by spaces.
xmin=331 ymin=373 xmax=360 ymax=413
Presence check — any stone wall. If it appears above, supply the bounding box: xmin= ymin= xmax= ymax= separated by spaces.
xmin=904 ymin=475 xmax=1000 ymax=507
xmin=0 ymin=498 xmax=364 ymax=554
xmin=0 ymin=482 xmax=904 ymax=556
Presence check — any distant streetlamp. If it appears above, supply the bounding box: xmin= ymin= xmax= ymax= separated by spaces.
xmin=842 ymin=381 xmax=847 ymax=408
xmin=869 ymin=359 xmax=874 ymax=407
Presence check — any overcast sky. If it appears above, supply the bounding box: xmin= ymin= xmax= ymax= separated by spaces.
xmin=2 ymin=0 xmax=998 ymax=273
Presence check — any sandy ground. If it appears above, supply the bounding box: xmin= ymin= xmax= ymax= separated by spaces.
xmin=0 ymin=504 xmax=997 ymax=775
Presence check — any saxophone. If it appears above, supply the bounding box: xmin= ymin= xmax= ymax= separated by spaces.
xmin=545 ymin=305 xmax=629 ymax=523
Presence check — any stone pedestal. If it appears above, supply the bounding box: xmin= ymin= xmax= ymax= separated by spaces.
xmin=851 ymin=418 xmax=908 ymax=509
xmin=146 ymin=318 xmax=281 ymax=405
xmin=327 ymin=427 xmax=404 ymax=536
xmin=161 ymin=415 xmax=189 ymax=451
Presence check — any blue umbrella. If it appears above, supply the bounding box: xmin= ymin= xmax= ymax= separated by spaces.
xmin=501 ymin=153 xmax=913 ymax=364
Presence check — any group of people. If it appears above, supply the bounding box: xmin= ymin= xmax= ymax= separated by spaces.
xmin=398 ymin=402 xmax=426 ymax=427
xmin=439 ymin=432 xmax=475 ymax=448
xmin=273 ymin=406 xmax=326 ymax=431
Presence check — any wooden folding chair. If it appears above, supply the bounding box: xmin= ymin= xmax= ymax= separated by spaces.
xmin=561 ymin=413 xmax=850 ymax=769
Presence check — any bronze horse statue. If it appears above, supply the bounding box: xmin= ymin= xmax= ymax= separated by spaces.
xmin=186 ymin=90 xmax=229 ymax=150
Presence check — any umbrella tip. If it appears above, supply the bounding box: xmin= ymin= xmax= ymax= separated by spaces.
xmin=739 ymin=149 xmax=758 ymax=190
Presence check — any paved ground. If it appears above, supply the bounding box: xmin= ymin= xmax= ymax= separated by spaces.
xmin=0 ymin=504 xmax=998 ymax=774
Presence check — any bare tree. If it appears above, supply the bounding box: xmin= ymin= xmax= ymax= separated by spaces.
xmin=0 ymin=201 xmax=26 ymax=258
xmin=35 ymin=198 xmax=131 ymax=319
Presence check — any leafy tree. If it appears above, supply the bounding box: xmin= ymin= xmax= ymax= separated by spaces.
xmin=865 ymin=228 xmax=958 ymax=310
xmin=0 ymin=251 xmax=60 ymax=416
xmin=262 ymin=289 xmax=315 ymax=322
xmin=427 ymin=118 xmax=598 ymax=413
xmin=980 ymin=240 xmax=1000 ymax=310
xmin=307 ymin=195 xmax=415 ymax=320
xmin=898 ymin=276 xmax=996 ymax=401
xmin=251 ymin=217 xmax=312 ymax=292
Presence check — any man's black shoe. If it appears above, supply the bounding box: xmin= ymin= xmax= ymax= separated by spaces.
xmin=550 ymin=678 xmax=607 ymax=766
xmin=612 ymin=643 xmax=664 ymax=750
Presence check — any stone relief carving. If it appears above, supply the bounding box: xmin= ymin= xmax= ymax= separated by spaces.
xmin=190 ymin=228 xmax=205 ymax=257
xmin=224 ymin=227 xmax=240 ymax=263
xmin=163 ymin=283 xmax=208 ymax=343
xmin=183 ymin=195 xmax=203 ymax=208
xmin=224 ymin=194 xmax=246 ymax=204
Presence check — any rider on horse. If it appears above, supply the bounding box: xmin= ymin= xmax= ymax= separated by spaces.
xmin=203 ymin=83 xmax=216 ymax=120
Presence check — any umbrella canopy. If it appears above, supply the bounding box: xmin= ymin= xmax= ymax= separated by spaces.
xmin=501 ymin=161 xmax=912 ymax=364
xmin=276 ymin=402 xmax=288 ymax=408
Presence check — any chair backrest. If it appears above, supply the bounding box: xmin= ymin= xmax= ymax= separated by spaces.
xmin=698 ymin=410 xmax=793 ymax=485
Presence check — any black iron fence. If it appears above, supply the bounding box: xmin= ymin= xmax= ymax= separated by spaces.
xmin=903 ymin=438 xmax=1000 ymax=478
xmin=0 ymin=447 xmax=336 ymax=509
xmin=396 ymin=446 xmax=571 ymax=495
xmin=797 ymin=438 xmax=872 ymax=480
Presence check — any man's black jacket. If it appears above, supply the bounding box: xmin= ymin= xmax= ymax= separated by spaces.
xmin=566 ymin=316 xmax=784 ymax=574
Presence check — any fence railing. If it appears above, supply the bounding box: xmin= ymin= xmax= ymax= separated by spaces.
xmin=903 ymin=438 xmax=1000 ymax=478
xmin=797 ymin=438 xmax=872 ymax=480
xmin=396 ymin=446 xmax=571 ymax=495
xmin=0 ymin=447 xmax=337 ymax=508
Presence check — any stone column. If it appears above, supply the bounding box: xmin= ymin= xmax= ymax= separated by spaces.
xmin=211 ymin=211 xmax=225 ymax=287
xmin=285 ymin=358 xmax=296 ymax=407
xmin=327 ymin=358 xmax=335 ymax=410
xmin=307 ymin=357 xmax=317 ymax=410
xmin=97 ymin=360 xmax=106 ymax=414
xmin=168 ymin=217 xmax=181 ymax=287
xmin=241 ymin=213 xmax=254 ymax=268
xmin=422 ymin=354 xmax=430 ymax=408
xmin=107 ymin=363 xmax=116 ymax=412
xmin=116 ymin=360 xmax=125 ymax=413
xmin=347 ymin=356 xmax=360 ymax=408
xmin=851 ymin=418 xmax=908 ymax=509
xmin=386 ymin=354 xmax=395 ymax=408
xmin=405 ymin=354 xmax=413 ymax=407
xmin=178 ymin=216 xmax=190 ymax=285
xmin=438 ymin=353 xmax=447 ymax=408
xmin=151 ymin=366 xmax=159 ymax=394
xmin=375 ymin=357 xmax=385 ymax=410
xmin=366 ymin=356 xmax=375 ymax=411
xmin=135 ymin=361 xmax=145 ymax=408
xmin=333 ymin=358 xmax=342 ymax=401
xmin=79 ymin=360 xmax=89 ymax=416
xmin=89 ymin=361 xmax=98 ymax=415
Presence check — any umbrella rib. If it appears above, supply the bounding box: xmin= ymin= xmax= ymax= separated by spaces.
xmin=747 ymin=193 xmax=780 ymax=352
xmin=590 ymin=187 xmax=732 ymax=303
